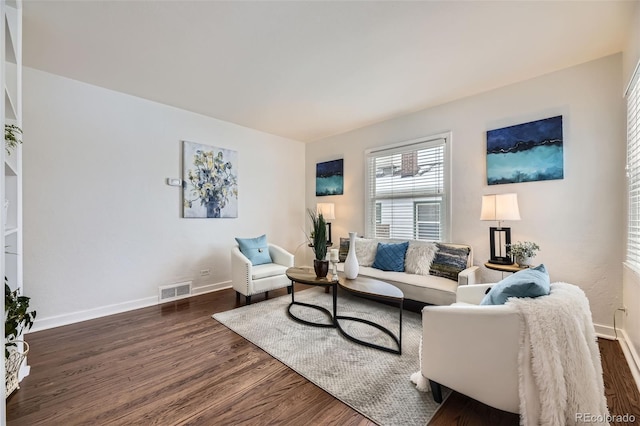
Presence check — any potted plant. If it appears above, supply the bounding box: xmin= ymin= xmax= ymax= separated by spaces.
xmin=5 ymin=280 xmax=36 ymax=396
xmin=5 ymin=124 xmax=22 ymax=154
xmin=507 ymin=241 xmax=540 ymax=267
xmin=307 ymin=209 xmax=328 ymax=278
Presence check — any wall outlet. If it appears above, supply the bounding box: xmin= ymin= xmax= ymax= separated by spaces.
xmin=200 ymin=269 xmax=210 ymax=277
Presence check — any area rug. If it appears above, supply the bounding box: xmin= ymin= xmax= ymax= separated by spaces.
xmin=212 ymin=287 xmax=449 ymax=426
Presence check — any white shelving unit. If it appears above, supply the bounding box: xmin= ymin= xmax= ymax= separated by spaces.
xmin=2 ymin=0 xmax=24 ymax=408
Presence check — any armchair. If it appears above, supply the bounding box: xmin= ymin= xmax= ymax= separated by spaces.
xmin=420 ymin=283 xmax=521 ymax=413
xmin=231 ymin=243 xmax=294 ymax=305
xmin=418 ymin=282 xmax=608 ymax=424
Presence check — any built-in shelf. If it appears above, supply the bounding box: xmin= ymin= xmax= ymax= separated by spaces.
xmin=5 ymin=89 xmax=16 ymax=120
xmin=3 ymin=0 xmax=25 ymax=399
xmin=5 ymin=154 xmax=18 ymax=176
xmin=4 ymin=11 xmax=17 ymax=64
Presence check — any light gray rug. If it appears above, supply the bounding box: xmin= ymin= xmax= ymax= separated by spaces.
xmin=212 ymin=287 xmax=449 ymax=426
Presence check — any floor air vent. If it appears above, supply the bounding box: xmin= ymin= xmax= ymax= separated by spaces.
xmin=159 ymin=281 xmax=192 ymax=302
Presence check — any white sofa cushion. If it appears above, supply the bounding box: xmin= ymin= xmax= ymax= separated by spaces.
xmin=251 ymin=263 xmax=289 ymax=280
xmin=354 ymin=238 xmax=378 ymax=266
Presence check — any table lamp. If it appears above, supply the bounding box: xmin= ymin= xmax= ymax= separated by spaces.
xmin=316 ymin=203 xmax=335 ymax=245
xmin=480 ymin=193 xmax=520 ymax=265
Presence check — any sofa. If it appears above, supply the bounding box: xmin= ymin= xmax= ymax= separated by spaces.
xmin=336 ymin=237 xmax=478 ymax=305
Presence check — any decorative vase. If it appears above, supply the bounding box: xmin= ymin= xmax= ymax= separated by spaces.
xmin=314 ymin=259 xmax=329 ymax=278
xmin=516 ymin=256 xmax=531 ymax=267
xmin=344 ymin=232 xmax=359 ymax=279
xmin=206 ymin=199 xmax=221 ymax=218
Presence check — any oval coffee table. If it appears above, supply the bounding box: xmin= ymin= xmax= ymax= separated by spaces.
xmin=285 ymin=267 xmax=403 ymax=354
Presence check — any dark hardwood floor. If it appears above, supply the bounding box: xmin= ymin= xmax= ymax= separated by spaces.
xmin=6 ymin=287 xmax=639 ymax=425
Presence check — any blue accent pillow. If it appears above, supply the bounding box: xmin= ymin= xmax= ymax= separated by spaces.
xmin=372 ymin=242 xmax=409 ymax=272
xmin=480 ymin=264 xmax=551 ymax=305
xmin=235 ymin=234 xmax=273 ymax=266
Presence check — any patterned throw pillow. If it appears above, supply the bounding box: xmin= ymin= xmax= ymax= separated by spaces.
xmin=429 ymin=243 xmax=470 ymax=281
xmin=372 ymin=242 xmax=409 ymax=272
xmin=404 ymin=241 xmax=439 ymax=276
xmin=339 ymin=237 xmax=350 ymax=262
xmin=355 ymin=238 xmax=378 ymax=267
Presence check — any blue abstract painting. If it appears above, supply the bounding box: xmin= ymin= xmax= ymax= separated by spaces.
xmin=316 ymin=159 xmax=343 ymax=196
xmin=487 ymin=115 xmax=563 ymax=185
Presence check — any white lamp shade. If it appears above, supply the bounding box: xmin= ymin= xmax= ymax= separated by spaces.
xmin=480 ymin=193 xmax=521 ymax=221
xmin=316 ymin=203 xmax=335 ymax=220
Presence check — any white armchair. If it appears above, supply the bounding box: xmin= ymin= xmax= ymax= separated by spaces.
xmin=420 ymin=283 xmax=521 ymax=414
xmin=231 ymin=243 xmax=294 ymax=305
xmin=419 ymin=280 xmax=608 ymax=424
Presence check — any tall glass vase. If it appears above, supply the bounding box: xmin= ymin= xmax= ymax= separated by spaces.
xmin=344 ymin=232 xmax=359 ymax=279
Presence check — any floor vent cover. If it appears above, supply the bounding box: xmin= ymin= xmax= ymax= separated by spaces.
xmin=159 ymin=281 xmax=192 ymax=303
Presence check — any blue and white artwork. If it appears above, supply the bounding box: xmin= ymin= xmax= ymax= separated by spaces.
xmin=183 ymin=141 xmax=238 ymax=218
xmin=316 ymin=159 xmax=344 ymax=196
xmin=486 ymin=115 xmax=564 ymax=185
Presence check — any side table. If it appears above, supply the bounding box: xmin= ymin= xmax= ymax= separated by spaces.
xmin=484 ymin=262 xmax=528 ymax=279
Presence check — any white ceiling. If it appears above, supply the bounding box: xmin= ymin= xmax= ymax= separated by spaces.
xmin=22 ymin=1 xmax=635 ymax=142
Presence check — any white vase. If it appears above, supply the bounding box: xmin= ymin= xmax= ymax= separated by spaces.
xmin=344 ymin=232 xmax=359 ymax=279
xmin=516 ymin=256 xmax=531 ymax=267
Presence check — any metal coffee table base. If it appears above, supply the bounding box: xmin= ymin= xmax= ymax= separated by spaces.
xmin=335 ymin=299 xmax=402 ymax=355
xmin=285 ymin=268 xmax=402 ymax=355
xmin=287 ymin=281 xmax=337 ymax=328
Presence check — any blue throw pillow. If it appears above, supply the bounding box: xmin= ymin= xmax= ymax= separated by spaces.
xmin=480 ymin=264 xmax=551 ymax=305
xmin=235 ymin=234 xmax=273 ymax=266
xmin=372 ymin=242 xmax=409 ymax=272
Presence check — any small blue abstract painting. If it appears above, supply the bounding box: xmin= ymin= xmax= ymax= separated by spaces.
xmin=316 ymin=159 xmax=344 ymax=196
xmin=487 ymin=115 xmax=564 ymax=185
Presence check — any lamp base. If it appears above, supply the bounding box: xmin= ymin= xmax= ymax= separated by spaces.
xmin=488 ymin=226 xmax=513 ymax=265
xmin=486 ymin=258 xmax=513 ymax=266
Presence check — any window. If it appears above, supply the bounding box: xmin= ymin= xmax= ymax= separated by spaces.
xmin=365 ymin=134 xmax=450 ymax=241
xmin=627 ymin=64 xmax=640 ymax=270
xmin=415 ymin=201 xmax=441 ymax=240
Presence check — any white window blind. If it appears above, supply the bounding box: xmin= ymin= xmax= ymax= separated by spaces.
xmin=365 ymin=135 xmax=449 ymax=241
xmin=627 ymin=64 xmax=640 ymax=270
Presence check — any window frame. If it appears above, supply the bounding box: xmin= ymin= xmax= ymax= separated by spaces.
xmin=364 ymin=132 xmax=452 ymax=241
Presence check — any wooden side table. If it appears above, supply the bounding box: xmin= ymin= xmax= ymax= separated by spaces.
xmin=484 ymin=262 xmax=528 ymax=273
xmin=484 ymin=262 xmax=528 ymax=279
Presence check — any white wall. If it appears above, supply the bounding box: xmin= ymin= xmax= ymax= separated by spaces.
xmin=23 ymin=67 xmax=305 ymax=330
xmin=306 ymin=54 xmax=626 ymax=330
xmin=623 ymin=1 xmax=640 ymax=93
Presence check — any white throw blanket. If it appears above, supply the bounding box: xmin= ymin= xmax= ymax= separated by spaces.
xmin=507 ymin=282 xmax=609 ymax=426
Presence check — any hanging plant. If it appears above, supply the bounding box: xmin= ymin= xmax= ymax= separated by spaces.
xmin=5 ymin=124 xmax=22 ymax=154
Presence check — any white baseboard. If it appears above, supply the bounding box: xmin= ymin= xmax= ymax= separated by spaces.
xmin=595 ymin=323 xmax=640 ymax=392
xmin=619 ymin=329 xmax=640 ymax=392
xmin=594 ymin=322 xmax=617 ymax=340
xmin=28 ymin=280 xmax=233 ymax=333
xmin=193 ymin=281 xmax=231 ymax=295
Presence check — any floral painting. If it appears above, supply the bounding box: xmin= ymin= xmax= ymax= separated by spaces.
xmin=486 ymin=115 xmax=564 ymax=185
xmin=183 ymin=141 xmax=238 ymax=218
xmin=316 ymin=159 xmax=344 ymax=196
